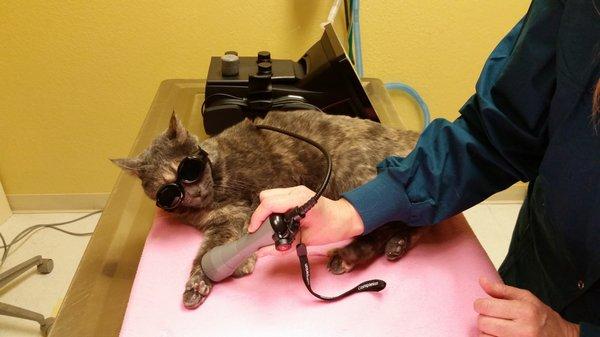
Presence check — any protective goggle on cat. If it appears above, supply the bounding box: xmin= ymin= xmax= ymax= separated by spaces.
xmin=155 ymin=147 xmax=210 ymax=211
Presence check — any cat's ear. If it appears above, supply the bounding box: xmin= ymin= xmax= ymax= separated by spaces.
xmin=110 ymin=158 xmax=142 ymax=176
xmin=166 ymin=112 xmax=187 ymax=143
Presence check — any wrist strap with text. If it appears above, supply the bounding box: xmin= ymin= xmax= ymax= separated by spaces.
xmin=296 ymin=243 xmax=386 ymax=301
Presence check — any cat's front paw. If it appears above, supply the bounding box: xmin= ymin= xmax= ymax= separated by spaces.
xmin=232 ymin=254 xmax=256 ymax=278
xmin=183 ymin=267 xmax=212 ymax=309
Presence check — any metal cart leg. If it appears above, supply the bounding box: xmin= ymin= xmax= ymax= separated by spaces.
xmin=0 ymin=255 xmax=55 ymax=336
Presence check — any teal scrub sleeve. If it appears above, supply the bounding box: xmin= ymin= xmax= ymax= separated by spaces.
xmin=343 ymin=0 xmax=562 ymax=233
xmin=581 ymin=322 xmax=600 ymax=337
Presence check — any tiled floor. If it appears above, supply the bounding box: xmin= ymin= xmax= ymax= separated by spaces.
xmin=464 ymin=203 xmax=521 ymax=268
xmin=0 ymin=203 xmax=520 ymax=337
xmin=0 ymin=212 xmax=101 ymax=337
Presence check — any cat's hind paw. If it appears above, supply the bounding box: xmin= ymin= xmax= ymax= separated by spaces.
xmin=327 ymin=250 xmax=355 ymax=275
xmin=384 ymin=233 xmax=411 ymax=261
xmin=183 ymin=270 xmax=212 ymax=309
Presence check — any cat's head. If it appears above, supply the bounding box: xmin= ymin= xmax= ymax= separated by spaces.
xmin=111 ymin=114 xmax=214 ymax=211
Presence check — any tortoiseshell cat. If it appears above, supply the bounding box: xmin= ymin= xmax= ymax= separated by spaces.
xmin=113 ymin=110 xmax=420 ymax=309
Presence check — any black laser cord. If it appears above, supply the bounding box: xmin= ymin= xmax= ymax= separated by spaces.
xmin=253 ymin=124 xmax=386 ymax=301
xmin=202 ymin=93 xmax=331 ymax=217
xmin=0 ymin=210 xmax=102 ymax=270
xmin=254 ymin=124 xmax=331 ymax=221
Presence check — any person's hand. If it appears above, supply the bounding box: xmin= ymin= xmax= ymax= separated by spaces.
xmin=474 ymin=277 xmax=580 ymax=337
xmin=248 ymin=185 xmax=365 ymax=246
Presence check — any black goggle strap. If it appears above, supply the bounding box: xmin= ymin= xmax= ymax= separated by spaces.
xmin=296 ymin=243 xmax=386 ymax=301
xmin=198 ymin=146 xmax=209 ymax=157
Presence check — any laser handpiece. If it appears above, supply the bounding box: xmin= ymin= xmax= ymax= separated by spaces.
xmin=201 ymin=212 xmax=299 ymax=282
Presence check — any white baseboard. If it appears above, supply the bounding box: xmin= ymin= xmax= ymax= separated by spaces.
xmin=7 ymin=193 xmax=109 ymax=213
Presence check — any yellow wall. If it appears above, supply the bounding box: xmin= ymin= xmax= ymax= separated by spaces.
xmin=0 ymin=1 xmax=529 ymax=196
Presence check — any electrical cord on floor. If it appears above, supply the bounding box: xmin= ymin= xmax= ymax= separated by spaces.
xmin=0 ymin=210 xmax=102 ymax=270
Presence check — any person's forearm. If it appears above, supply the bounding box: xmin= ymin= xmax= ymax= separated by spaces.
xmin=344 ymin=117 xmax=521 ymax=232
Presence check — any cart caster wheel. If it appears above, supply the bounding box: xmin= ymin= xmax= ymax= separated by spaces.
xmin=37 ymin=259 xmax=54 ymax=274
xmin=41 ymin=317 xmax=55 ymax=336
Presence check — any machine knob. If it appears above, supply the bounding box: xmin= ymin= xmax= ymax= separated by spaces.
xmin=257 ymin=51 xmax=271 ymax=63
xmin=257 ymin=62 xmax=272 ymax=75
xmin=221 ymin=54 xmax=240 ymax=77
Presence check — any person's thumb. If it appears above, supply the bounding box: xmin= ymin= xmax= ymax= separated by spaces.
xmin=248 ymin=187 xmax=313 ymax=232
xmin=248 ymin=202 xmax=272 ymax=233
xmin=479 ymin=277 xmax=532 ymax=302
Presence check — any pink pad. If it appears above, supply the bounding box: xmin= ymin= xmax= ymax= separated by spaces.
xmin=120 ymin=212 xmax=501 ymax=337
